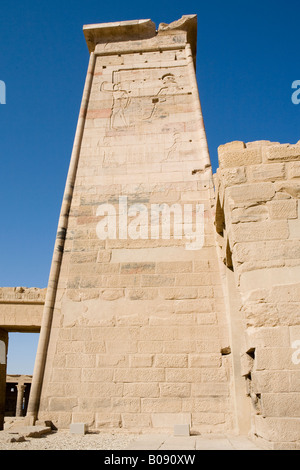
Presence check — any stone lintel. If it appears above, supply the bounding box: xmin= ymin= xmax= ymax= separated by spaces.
xmin=83 ymin=15 xmax=197 ymax=61
xmin=94 ymin=32 xmax=188 ymax=57
xmin=83 ymin=19 xmax=156 ymax=53
xmin=0 ymin=287 xmax=46 ymax=305
xmin=7 ymin=374 xmax=32 ymax=384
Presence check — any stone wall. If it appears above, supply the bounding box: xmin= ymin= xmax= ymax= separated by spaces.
xmin=215 ymin=140 xmax=300 ymax=449
xmin=27 ymin=17 xmax=238 ymax=434
xmin=0 ymin=287 xmax=45 ymax=429
xmin=0 ymin=287 xmax=46 ymax=332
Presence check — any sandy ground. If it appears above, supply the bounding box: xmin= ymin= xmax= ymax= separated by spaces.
xmin=0 ymin=428 xmax=263 ymax=451
xmin=0 ymin=429 xmax=140 ymax=450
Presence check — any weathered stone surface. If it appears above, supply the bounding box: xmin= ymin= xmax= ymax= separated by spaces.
xmin=0 ymin=287 xmax=45 ymax=331
xmin=247 ymin=163 xmax=285 ymax=182
xmin=264 ymin=144 xmax=300 ymax=162
xmin=0 ymin=17 xmax=299 ymax=451
xmin=215 ymin=140 xmax=300 ymax=449
xmin=226 ymin=182 xmax=275 ymax=204
xmin=218 ymin=147 xmax=261 ymax=168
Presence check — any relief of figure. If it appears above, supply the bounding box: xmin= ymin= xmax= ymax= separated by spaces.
xmin=100 ymin=81 xmax=131 ymax=129
xmin=158 ymin=73 xmax=183 ymax=96
xmin=143 ymin=73 xmax=183 ymax=121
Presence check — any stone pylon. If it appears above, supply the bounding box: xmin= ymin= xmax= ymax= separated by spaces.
xmin=26 ymin=16 xmax=244 ymax=433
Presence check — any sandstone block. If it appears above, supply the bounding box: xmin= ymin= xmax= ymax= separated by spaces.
xmin=226 ymin=182 xmax=275 ymax=204
xmin=254 ymin=415 xmax=300 ymax=442
xmin=114 ymin=368 xmax=165 ymax=383
xmin=175 ymin=273 xmax=212 ymax=286
xmin=251 ymin=370 xmax=290 ymax=393
xmin=191 ymin=383 xmax=229 ymax=397
xmin=51 ymin=369 xmax=82 ymax=383
xmin=105 ymin=340 xmax=138 ymax=354
xmin=120 ymin=262 xmax=156 ymax=274
xmin=275 ymin=181 xmax=300 ymax=198
xmin=218 ymin=141 xmax=246 ymax=153
xmin=159 ymin=287 xmax=198 ymax=300
xmin=81 ymin=368 xmax=114 ymax=382
xmin=160 ymin=383 xmax=191 ymax=398
xmin=155 ymin=354 xmax=188 ymax=368
xmin=174 ymin=299 xmax=214 ymax=314
xmin=218 ymin=148 xmax=261 ymax=169
xmin=141 ymin=274 xmax=175 ymax=287
xmin=70 ymin=423 xmax=87 ymax=435
xmin=268 ymin=199 xmax=297 ymax=219
xmin=255 ymin=348 xmax=299 ymax=371
xmin=121 ymin=413 xmax=152 ymax=428
xmin=129 ymin=354 xmax=153 ymax=367
xmin=289 ymin=325 xmax=300 ymax=342
xmin=188 ymin=353 xmax=221 ymax=368
xmin=231 ymin=204 xmax=268 ymax=224
xmin=233 ymin=239 xmax=300 ymax=263
xmin=123 ymin=383 xmax=160 ymax=398
xmin=247 ymin=163 xmax=285 ymax=182
xmin=95 ymin=412 xmax=121 ymax=428
xmin=264 ymin=144 xmax=300 ymax=162
xmin=141 ymin=398 xmax=182 ymax=413
xmin=231 ymin=220 xmax=289 ymax=243
xmin=66 ymin=354 xmax=96 ymax=368
xmin=290 ymin=371 xmax=300 ymax=392
xmin=287 ymin=161 xmax=300 ymax=179
xmin=151 ymin=413 xmax=191 ymax=428
xmin=246 ymin=326 xmax=290 ymax=348
xmin=288 ymin=206 xmax=300 ymax=239
xmin=156 ymin=261 xmax=192 ymax=273
xmin=191 ymin=412 xmax=225 ymax=425
xmin=111 ymin=397 xmax=141 ymax=413
xmin=49 ymin=397 xmax=78 ymax=412
xmin=97 ymin=250 xmax=111 ymax=263
xmin=217 ymin=167 xmax=247 ymax=187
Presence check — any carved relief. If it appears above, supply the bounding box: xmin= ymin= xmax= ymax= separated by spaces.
xmin=99 ymin=69 xmax=187 ymax=130
xmin=100 ymin=81 xmax=131 ymax=129
xmin=142 ymin=73 xmax=184 ymax=121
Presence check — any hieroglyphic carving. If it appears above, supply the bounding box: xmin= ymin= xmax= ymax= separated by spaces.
xmin=143 ymin=73 xmax=184 ymax=121
xmin=0 ymin=287 xmax=46 ymax=303
xmin=100 ymin=81 xmax=131 ymax=129
xmin=99 ymin=68 xmax=191 ymax=167
xmin=100 ymin=68 xmax=187 ymax=130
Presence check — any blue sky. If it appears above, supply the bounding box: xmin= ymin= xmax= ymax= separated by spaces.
xmin=1 ymin=0 xmax=300 ymax=374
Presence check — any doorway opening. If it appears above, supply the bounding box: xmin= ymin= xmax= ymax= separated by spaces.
xmin=5 ymin=333 xmax=39 ymax=418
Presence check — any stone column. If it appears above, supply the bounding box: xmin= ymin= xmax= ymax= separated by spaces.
xmin=26 ymin=48 xmax=97 ymax=426
xmin=16 ymin=383 xmax=26 ymax=417
xmin=0 ymin=329 xmax=8 ymax=430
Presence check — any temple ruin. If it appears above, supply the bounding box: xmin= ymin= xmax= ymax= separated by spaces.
xmin=0 ymin=15 xmax=299 ymax=450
